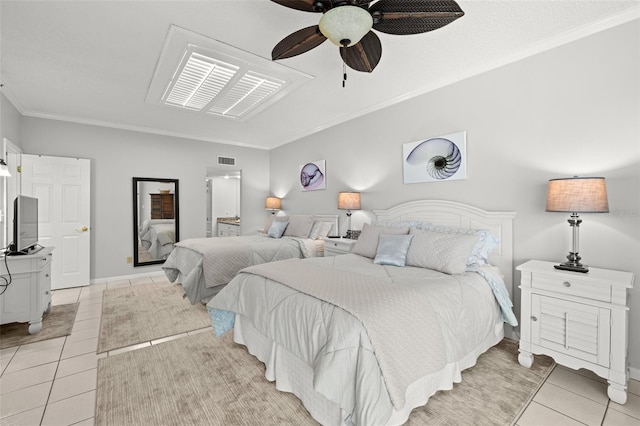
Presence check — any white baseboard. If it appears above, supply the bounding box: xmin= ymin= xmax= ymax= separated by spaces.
xmin=90 ymin=269 xmax=165 ymax=285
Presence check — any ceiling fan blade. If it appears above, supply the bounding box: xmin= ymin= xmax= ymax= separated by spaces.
xmin=339 ymin=31 xmax=382 ymax=73
xmin=272 ymin=26 xmax=327 ymax=60
xmin=270 ymin=0 xmax=324 ymax=13
xmin=370 ymin=0 xmax=465 ymax=35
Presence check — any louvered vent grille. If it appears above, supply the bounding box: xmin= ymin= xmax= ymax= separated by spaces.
xmin=207 ymin=73 xmax=284 ymax=118
xmin=217 ymin=156 xmax=236 ymax=166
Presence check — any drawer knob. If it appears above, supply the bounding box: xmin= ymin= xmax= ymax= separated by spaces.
xmin=563 ymin=281 xmax=571 ymax=287
xmin=531 ymin=316 xmax=538 ymax=322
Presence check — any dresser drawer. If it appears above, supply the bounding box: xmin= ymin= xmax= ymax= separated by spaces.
xmin=532 ymin=273 xmax=611 ymax=302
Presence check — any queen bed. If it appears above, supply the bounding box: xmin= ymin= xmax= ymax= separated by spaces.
xmin=163 ymin=214 xmax=338 ymax=304
xmin=207 ymin=200 xmax=518 ymax=425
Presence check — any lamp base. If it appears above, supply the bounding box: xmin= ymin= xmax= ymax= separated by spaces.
xmin=554 ymin=263 xmax=589 ymax=273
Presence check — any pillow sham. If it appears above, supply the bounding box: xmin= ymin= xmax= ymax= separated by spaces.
xmin=405 ymin=228 xmax=479 ymax=274
xmin=373 ymin=234 xmax=414 ymax=267
xmin=309 ymin=221 xmax=333 ymax=239
xmin=351 ymin=223 xmax=410 ymax=259
xmin=283 ymin=215 xmax=314 ymax=238
xmin=267 ymin=220 xmax=289 ymax=238
xmin=416 ymin=222 xmax=499 ymax=266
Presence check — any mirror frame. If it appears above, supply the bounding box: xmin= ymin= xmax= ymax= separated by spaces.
xmin=132 ymin=177 xmax=180 ymax=266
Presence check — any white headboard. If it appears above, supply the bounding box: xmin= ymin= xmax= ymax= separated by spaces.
xmin=373 ymin=200 xmax=517 ymax=298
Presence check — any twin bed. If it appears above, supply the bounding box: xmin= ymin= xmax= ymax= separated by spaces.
xmin=204 ymin=200 xmax=518 ymax=425
xmin=139 ymin=219 xmax=176 ymax=260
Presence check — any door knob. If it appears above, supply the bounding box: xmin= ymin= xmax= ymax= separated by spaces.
xmin=76 ymin=226 xmax=89 ymax=232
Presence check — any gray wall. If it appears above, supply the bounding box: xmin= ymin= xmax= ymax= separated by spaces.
xmin=19 ymin=118 xmax=270 ymax=280
xmin=269 ymin=22 xmax=640 ymax=372
xmin=0 ymin=93 xmax=23 ymax=148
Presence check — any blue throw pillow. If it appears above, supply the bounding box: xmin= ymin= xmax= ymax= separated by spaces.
xmin=373 ymin=234 xmax=414 ymax=267
xmin=267 ymin=220 xmax=288 ymax=238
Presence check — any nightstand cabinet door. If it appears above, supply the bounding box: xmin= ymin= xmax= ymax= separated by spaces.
xmin=531 ymin=294 xmax=610 ymax=367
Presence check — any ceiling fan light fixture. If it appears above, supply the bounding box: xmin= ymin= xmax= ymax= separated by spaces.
xmin=319 ymin=6 xmax=373 ymax=47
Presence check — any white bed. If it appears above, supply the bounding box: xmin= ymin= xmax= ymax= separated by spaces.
xmin=139 ymin=219 xmax=175 ymax=260
xmin=208 ymin=200 xmax=517 ymax=425
xmin=163 ymin=214 xmax=338 ymax=304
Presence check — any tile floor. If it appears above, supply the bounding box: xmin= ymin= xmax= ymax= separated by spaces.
xmin=0 ymin=276 xmax=639 ymax=426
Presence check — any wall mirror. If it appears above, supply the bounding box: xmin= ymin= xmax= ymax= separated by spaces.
xmin=133 ymin=177 xmax=179 ymax=266
xmin=205 ymin=168 xmax=241 ymax=238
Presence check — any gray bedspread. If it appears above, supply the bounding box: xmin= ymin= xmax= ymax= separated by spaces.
xmin=163 ymin=235 xmax=316 ymax=304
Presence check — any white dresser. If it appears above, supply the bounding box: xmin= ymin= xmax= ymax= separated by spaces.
xmin=217 ymin=222 xmax=240 ymax=237
xmin=517 ymin=260 xmax=634 ymax=404
xmin=323 ymin=238 xmax=356 ymax=256
xmin=0 ymin=247 xmax=54 ymax=334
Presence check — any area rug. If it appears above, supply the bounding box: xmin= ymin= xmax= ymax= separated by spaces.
xmin=0 ymin=302 xmax=79 ymax=349
xmin=97 ymin=283 xmax=210 ymax=353
xmin=96 ymin=332 xmax=554 ymax=426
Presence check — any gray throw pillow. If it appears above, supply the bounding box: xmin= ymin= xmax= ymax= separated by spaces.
xmin=267 ymin=220 xmax=288 ymax=238
xmin=283 ymin=215 xmax=314 ymax=238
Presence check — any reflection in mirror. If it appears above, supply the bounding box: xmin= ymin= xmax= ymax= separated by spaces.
xmin=206 ymin=168 xmax=241 ymax=238
xmin=133 ymin=177 xmax=180 ymax=266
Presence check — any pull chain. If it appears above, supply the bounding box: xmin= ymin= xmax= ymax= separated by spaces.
xmin=342 ymin=60 xmax=347 ymax=88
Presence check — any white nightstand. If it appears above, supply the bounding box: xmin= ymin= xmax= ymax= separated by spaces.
xmin=323 ymin=237 xmax=357 ymax=256
xmin=517 ymin=260 xmax=635 ymax=404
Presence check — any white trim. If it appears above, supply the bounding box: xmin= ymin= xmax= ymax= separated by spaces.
xmin=90 ymin=269 xmax=165 ymax=285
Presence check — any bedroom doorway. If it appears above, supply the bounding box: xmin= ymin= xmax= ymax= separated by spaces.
xmin=205 ymin=168 xmax=241 ymax=237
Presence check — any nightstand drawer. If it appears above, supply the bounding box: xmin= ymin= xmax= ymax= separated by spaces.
xmin=323 ymin=238 xmax=356 ymax=256
xmin=532 ymin=273 xmax=611 ymax=302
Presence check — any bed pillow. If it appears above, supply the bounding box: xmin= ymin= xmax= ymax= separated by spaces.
xmin=283 ymin=215 xmax=314 ymax=238
xmin=373 ymin=234 xmax=414 ymax=267
xmin=309 ymin=221 xmax=333 ymax=239
xmin=418 ymin=223 xmax=499 ymax=266
xmin=351 ymin=223 xmax=410 ymax=259
xmin=267 ymin=220 xmax=289 ymax=238
xmin=405 ymin=228 xmax=479 ymax=274
xmin=263 ymin=215 xmax=289 ymax=234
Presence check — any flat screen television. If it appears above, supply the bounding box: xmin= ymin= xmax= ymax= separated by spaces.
xmin=10 ymin=195 xmax=39 ymax=254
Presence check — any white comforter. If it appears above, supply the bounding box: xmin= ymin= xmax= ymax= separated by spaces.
xmin=208 ymin=254 xmax=507 ymax=425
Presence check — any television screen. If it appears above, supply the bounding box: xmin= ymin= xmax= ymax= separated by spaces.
xmin=12 ymin=195 xmax=39 ymax=254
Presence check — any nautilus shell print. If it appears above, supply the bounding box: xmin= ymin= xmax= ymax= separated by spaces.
xmin=299 ymin=160 xmax=326 ymax=191
xmin=402 ymin=132 xmax=467 ymax=184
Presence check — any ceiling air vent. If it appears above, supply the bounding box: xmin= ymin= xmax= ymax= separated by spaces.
xmin=217 ymin=156 xmax=236 ymax=166
xmin=145 ymin=25 xmax=313 ymax=121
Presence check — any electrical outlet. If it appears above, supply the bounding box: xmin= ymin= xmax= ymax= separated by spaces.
xmin=126 ymin=256 xmax=132 ymax=264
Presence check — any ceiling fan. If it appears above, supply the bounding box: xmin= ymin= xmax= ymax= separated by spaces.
xmin=270 ymin=0 xmax=465 ymax=78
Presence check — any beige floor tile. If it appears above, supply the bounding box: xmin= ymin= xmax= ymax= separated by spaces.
xmin=73 ymin=417 xmax=95 ymax=426
xmin=15 ymin=336 xmax=65 ymax=356
xmin=48 ymin=368 xmax=97 ymax=403
xmin=0 ymin=362 xmax=57 ymax=394
xmin=74 ymin=309 xmax=102 ymax=322
xmin=516 ymin=401 xmax=584 ymax=426
xmin=130 ymin=276 xmax=154 ymax=286
xmin=79 ymin=283 xmax=106 ymax=300
xmin=609 ymin=391 xmax=640 ymax=419
xmin=108 ymin=341 xmax=151 ymax=356
xmin=534 ymin=382 xmax=607 ymax=426
xmin=0 ymin=346 xmax=18 ymax=361
xmin=188 ymin=327 xmax=211 ymax=336
xmin=0 ymin=405 xmax=45 ymax=426
xmin=603 ymin=407 xmax=640 ymax=425
xmin=546 ymin=366 xmax=609 ymax=404
xmin=41 ymin=390 xmax=95 ymax=426
xmin=60 ymin=337 xmax=98 ymax=360
xmin=4 ymin=346 xmax=62 ymax=374
xmin=628 ymin=379 xmax=640 ymax=397
xmin=0 ymin=381 xmax=51 ymax=419
xmin=76 ymin=300 xmax=102 ymax=315
xmin=72 ymin=317 xmax=101 ymax=332
xmin=56 ymin=352 xmax=98 ymax=379
xmin=151 ymin=332 xmax=188 ymax=345
xmin=51 ymin=287 xmax=81 ymax=306
xmin=66 ymin=326 xmax=100 ymax=343
xmin=556 ymin=365 xmax=607 ymax=383
xmin=151 ymin=274 xmax=170 ymax=283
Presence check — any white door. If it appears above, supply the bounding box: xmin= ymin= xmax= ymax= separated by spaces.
xmin=21 ymin=155 xmax=91 ymax=289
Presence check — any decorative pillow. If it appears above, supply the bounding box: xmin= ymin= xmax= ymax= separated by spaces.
xmin=309 ymin=221 xmax=333 ymax=239
xmin=283 ymin=215 xmax=314 ymax=238
xmin=263 ymin=215 xmax=289 ymax=234
xmin=405 ymin=228 xmax=479 ymax=274
xmin=267 ymin=220 xmax=289 ymax=238
xmin=351 ymin=223 xmax=409 ymax=259
xmin=373 ymin=234 xmax=415 ymax=267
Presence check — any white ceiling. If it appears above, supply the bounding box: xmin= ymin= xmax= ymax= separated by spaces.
xmin=1 ymin=1 xmax=638 ymax=150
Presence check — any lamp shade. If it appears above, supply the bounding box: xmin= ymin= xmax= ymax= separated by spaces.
xmin=338 ymin=192 xmax=361 ymax=210
xmin=265 ymin=196 xmax=282 ymax=210
xmin=319 ymin=6 xmax=373 ymax=47
xmin=546 ymin=177 xmax=609 ymax=213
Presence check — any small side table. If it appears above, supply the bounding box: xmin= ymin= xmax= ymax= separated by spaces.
xmin=323 ymin=238 xmax=357 ymax=257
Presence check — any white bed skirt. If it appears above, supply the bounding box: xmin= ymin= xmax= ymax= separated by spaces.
xmin=233 ymin=314 xmax=504 ymax=426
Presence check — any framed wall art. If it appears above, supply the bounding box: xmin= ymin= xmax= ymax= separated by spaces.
xmin=299 ymin=160 xmax=326 ymax=191
xmin=402 ymin=131 xmax=467 ymax=184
